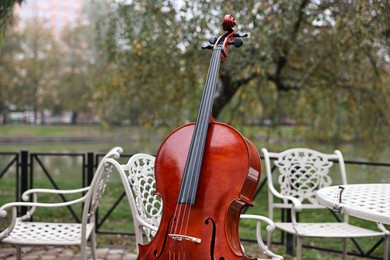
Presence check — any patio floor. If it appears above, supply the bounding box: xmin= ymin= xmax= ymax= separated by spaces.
xmin=0 ymin=245 xmax=137 ymax=260
xmin=0 ymin=243 xmax=379 ymax=259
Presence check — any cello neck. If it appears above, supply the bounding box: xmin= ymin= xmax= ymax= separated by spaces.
xmin=178 ymin=46 xmax=223 ymax=204
xmin=177 ymin=13 xmax=247 ymax=205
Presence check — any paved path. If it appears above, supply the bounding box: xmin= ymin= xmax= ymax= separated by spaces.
xmin=0 ymin=246 xmax=137 ymax=260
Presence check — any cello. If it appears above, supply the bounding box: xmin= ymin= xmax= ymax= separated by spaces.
xmin=138 ymin=14 xmax=261 ymax=260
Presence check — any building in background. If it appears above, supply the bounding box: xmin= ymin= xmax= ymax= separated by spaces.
xmin=6 ymin=0 xmax=95 ymax=125
xmin=14 ymin=0 xmax=86 ymax=38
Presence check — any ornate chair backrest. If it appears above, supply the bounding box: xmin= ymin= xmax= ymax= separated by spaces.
xmin=82 ymin=147 xmax=123 ymax=227
xmin=107 ymin=153 xmax=162 ymax=245
xmin=263 ymin=148 xmax=348 ymax=209
xmin=127 ymin=153 xmax=161 ymax=241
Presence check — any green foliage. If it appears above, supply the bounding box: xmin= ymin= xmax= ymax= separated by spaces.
xmin=0 ymin=0 xmax=24 ymax=33
xmin=0 ymin=29 xmax=21 ymax=120
xmin=0 ymin=0 xmax=389 ymax=142
xmin=88 ymin=0 xmax=389 ymax=142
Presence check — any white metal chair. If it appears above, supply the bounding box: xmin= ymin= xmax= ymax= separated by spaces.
xmin=0 ymin=146 xmax=123 ymax=260
xmin=263 ymin=147 xmax=389 ymax=260
xmin=106 ymin=153 xmax=161 ymax=248
xmin=240 ymin=214 xmax=284 ymax=260
xmin=108 ymin=153 xmax=161 ymax=246
xmin=107 ymin=153 xmax=283 ymax=259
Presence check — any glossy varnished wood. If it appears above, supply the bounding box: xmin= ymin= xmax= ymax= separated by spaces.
xmin=138 ymin=122 xmax=261 ymax=259
xmin=138 ymin=14 xmax=260 ymax=259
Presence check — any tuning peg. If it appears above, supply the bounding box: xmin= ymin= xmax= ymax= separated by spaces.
xmin=233 ymin=38 xmax=243 ymax=48
xmin=234 ymin=32 xmax=249 ymax=38
xmin=228 ymin=38 xmax=244 ymax=48
xmin=209 ymin=36 xmax=218 ymax=45
xmin=202 ymin=42 xmax=214 ymax=49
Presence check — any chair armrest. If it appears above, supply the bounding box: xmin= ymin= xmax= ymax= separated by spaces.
xmin=138 ymin=218 xmax=159 ymax=232
xmin=139 ymin=219 xmax=158 ymax=235
xmin=269 ymin=188 xmax=302 ymax=224
xmin=0 ymin=198 xmax=88 ymax=241
xmin=0 ymin=194 xmax=87 ymax=220
xmin=377 ymin=223 xmax=390 ymax=235
xmin=21 ymin=187 xmax=90 ymax=202
xmin=0 ymin=188 xmax=90 ymax=242
xmin=0 ymin=206 xmax=18 ymax=240
xmin=268 ymin=185 xmax=302 ymax=212
xmin=0 ymin=186 xmax=90 ymax=221
xmin=240 ymin=214 xmax=283 ymax=259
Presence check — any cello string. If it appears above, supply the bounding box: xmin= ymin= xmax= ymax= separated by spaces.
xmin=168 ymin=43 xmax=222 ymax=257
xmin=185 ymin=47 xmax=220 ymax=202
xmin=185 ymin=47 xmax=220 ymax=200
xmin=171 ymin=46 xmax=221 ymax=237
xmin=176 ymin=47 xmax=216 ymax=205
xmin=141 ymin=15 xmax=248 ymax=258
xmin=179 ymin=46 xmax=220 ymax=200
xmin=180 ymin=46 xmax=222 ymax=237
xmin=187 ymin=45 xmax=221 ymax=204
xmin=170 ymin=42 xmax=223 ymax=240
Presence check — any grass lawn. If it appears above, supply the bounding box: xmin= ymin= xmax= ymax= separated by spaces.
xmin=0 ymin=125 xmax=389 ymax=259
xmin=0 ymin=124 xmax=147 ymax=137
xmin=0 ymin=124 xmax=309 ymax=138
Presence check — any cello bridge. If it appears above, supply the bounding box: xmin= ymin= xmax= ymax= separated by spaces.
xmin=169 ymin=234 xmax=201 ymax=244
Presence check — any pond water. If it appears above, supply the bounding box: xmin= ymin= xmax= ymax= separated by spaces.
xmin=1 ymin=132 xmax=389 ymax=184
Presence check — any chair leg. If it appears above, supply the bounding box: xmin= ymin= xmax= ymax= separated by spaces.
xmin=16 ymin=245 xmax=21 ymax=260
xmin=267 ymin=230 xmax=272 ymax=249
xmin=91 ymin=231 xmax=97 ymax=260
xmin=383 ymin=236 xmax=389 ymax=260
xmin=296 ymin=236 xmax=302 ymax=260
xmin=342 ymin=238 xmax=348 ymax=260
xmin=81 ymin=237 xmax=87 ymax=259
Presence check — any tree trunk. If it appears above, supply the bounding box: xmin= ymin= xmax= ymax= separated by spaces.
xmin=72 ymin=111 xmax=78 ymax=124
xmin=2 ymin=109 xmax=9 ymax=124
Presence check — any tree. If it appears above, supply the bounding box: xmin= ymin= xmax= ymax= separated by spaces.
xmin=0 ymin=29 xmax=21 ymax=123
xmin=56 ymin=24 xmax=96 ymax=124
xmin=0 ymin=21 xmax=60 ymax=124
xmin=0 ymin=0 xmax=24 ymax=33
xmin=88 ymin=0 xmax=209 ymax=126
xmin=0 ymin=0 xmax=25 ymax=123
xmin=1 ymin=0 xmax=389 ymax=142
xmin=19 ymin=22 xmax=60 ymax=123
xmin=90 ymin=0 xmax=389 ymax=141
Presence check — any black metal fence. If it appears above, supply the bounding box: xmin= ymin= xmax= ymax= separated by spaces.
xmin=0 ymin=150 xmax=132 ymax=221
xmin=0 ymin=150 xmax=389 ymax=259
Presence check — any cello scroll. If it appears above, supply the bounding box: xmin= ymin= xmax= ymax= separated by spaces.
xmin=202 ymin=14 xmax=248 ymax=62
xmin=138 ymin=14 xmax=260 ymax=260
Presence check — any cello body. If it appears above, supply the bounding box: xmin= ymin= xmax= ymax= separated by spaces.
xmin=138 ymin=122 xmax=261 ymax=259
xmin=138 ymin=15 xmax=261 ymax=259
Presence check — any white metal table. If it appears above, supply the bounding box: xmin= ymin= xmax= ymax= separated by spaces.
xmin=317 ymin=184 xmax=390 ymax=225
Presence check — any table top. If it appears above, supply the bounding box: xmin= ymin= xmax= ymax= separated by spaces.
xmin=317 ymin=184 xmax=390 ymax=225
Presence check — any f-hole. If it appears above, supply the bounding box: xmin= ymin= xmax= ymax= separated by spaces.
xmin=153 ymin=215 xmax=174 ymax=258
xmin=205 ymin=217 xmax=220 ymax=260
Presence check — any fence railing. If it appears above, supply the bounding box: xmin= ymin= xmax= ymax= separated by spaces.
xmin=0 ymin=150 xmax=389 ymax=259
